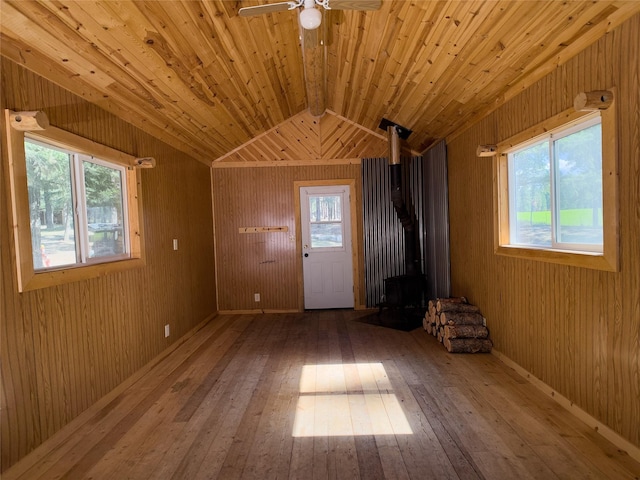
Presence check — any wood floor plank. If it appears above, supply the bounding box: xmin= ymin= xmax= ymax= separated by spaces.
xmin=33 ymin=316 xmax=248 ymax=480
xmin=216 ymin=316 xmax=289 ymax=479
xmin=354 ymin=320 xmax=467 ymax=479
xmin=192 ymin=353 xmax=270 ymax=479
xmin=172 ymin=316 xmax=276 ymax=479
xmin=448 ymin=383 xmax=558 ymax=480
xmin=409 ymin=384 xmax=485 ymax=480
xmin=346 ymin=322 xmax=411 ymax=480
xmin=240 ymin=315 xmax=309 ymax=479
xmin=84 ymin=317 xmax=252 ymax=480
xmin=4 ymin=311 xmax=640 ymax=480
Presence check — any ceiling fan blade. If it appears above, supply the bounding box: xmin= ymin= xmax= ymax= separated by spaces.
xmin=238 ymin=2 xmax=296 ymax=17
xmin=327 ymin=0 xmax=381 ymax=10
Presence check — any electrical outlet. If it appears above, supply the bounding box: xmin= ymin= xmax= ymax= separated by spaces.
xmin=164 ymin=324 xmax=170 ymax=337
xmin=173 ymin=239 xmax=178 ymax=250
xmin=254 ymin=293 xmax=260 ymax=302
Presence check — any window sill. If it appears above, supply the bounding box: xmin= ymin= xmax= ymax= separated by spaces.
xmin=495 ymin=245 xmax=618 ymax=272
xmin=19 ymin=257 xmax=146 ymax=292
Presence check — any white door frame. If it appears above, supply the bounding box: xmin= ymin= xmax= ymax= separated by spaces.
xmin=294 ymin=179 xmax=360 ymax=311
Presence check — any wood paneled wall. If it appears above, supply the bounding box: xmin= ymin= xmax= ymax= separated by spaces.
xmin=446 ymin=14 xmax=640 ymax=449
xmin=0 ymin=58 xmax=217 ymax=470
xmin=212 ymin=164 xmax=364 ymax=311
xmin=215 ymin=110 xmax=389 ymax=164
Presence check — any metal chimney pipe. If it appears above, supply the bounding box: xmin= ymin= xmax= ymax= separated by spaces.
xmin=386 ymin=125 xmax=419 ymax=277
xmin=388 ymin=125 xmax=401 ymax=165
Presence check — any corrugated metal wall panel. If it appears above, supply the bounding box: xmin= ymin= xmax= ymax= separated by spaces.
xmin=362 ymin=157 xmax=425 ymax=307
xmin=423 ymin=140 xmax=451 ymax=300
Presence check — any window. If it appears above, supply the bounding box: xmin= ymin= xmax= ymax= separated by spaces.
xmin=494 ymin=104 xmax=618 ymax=271
xmin=308 ymin=194 xmax=344 ymax=248
xmin=5 ymin=110 xmax=145 ymax=292
xmin=25 ymin=137 xmax=130 ymax=270
xmin=507 ymin=113 xmax=602 ymax=252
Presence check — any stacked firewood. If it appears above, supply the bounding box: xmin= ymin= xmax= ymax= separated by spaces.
xmin=423 ymin=297 xmax=492 ymax=353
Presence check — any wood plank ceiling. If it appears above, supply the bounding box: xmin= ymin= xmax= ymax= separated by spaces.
xmin=1 ymin=1 xmax=639 ymax=163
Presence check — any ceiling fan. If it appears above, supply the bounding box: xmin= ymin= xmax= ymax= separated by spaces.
xmin=239 ymin=0 xmax=381 ymax=116
xmin=239 ymin=0 xmax=382 ymax=30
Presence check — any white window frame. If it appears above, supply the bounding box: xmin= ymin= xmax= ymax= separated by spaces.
xmin=494 ymin=101 xmax=618 ymax=272
xmin=4 ymin=110 xmax=145 ymax=292
xmin=75 ymin=154 xmax=131 ymax=264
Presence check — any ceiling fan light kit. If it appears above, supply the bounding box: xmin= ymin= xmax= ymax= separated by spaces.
xmin=238 ymin=0 xmax=381 ymax=30
xmin=299 ymin=1 xmax=322 ymax=30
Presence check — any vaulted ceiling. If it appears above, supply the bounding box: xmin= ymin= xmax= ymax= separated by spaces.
xmin=1 ymin=1 xmax=639 ymax=163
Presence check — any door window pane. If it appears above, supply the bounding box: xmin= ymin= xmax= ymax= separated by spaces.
xmin=310 ymin=223 xmax=343 ymax=248
xmin=309 ymin=195 xmax=342 ymax=222
xmin=309 ymin=194 xmax=344 ymax=248
xmin=25 ymin=140 xmax=77 ymax=269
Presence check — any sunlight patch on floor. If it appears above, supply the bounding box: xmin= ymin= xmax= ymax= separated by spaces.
xmin=292 ymin=363 xmax=413 ymax=437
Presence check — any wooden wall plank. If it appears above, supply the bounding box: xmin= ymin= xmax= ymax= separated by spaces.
xmin=0 ymin=58 xmax=217 ymax=471
xmin=446 ymin=14 xmax=640 ymax=450
xmin=212 ymin=164 xmax=364 ymax=312
xmin=215 ymin=110 xmax=388 ymax=164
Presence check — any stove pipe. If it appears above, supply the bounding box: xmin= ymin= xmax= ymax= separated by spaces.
xmin=387 ymin=125 xmax=419 ymax=277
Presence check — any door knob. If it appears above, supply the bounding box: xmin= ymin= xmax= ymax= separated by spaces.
xmin=304 ymin=253 xmax=309 ymax=257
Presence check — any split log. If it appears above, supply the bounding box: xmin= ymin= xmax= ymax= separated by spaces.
xmin=428 ymin=301 xmax=436 ymax=318
xmin=423 ymin=313 xmax=432 ymax=332
xmin=443 ymin=325 xmax=489 ymax=340
xmin=444 ymin=338 xmax=492 ymax=354
xmin=427 ymin=302 xmax=437 ymax=331
xmin=436 ymin=296 xmax=467 ymax=305
xmin=435 ymin=297 xmax=467 ymax=311
xmin=437 ymin=302 xmax=480 ymax=314
xmin=440 ymin=311 xmax=485 ymax=326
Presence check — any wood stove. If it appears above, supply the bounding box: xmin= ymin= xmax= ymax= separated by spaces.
xmin=380 ymin=274 xmax=426 ymax=311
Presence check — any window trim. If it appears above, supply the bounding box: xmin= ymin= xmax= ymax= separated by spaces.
xmin=4 ymin=109 xmax=145 ymax=292
xmin=493 ymin=100 xmax=618 ymax=271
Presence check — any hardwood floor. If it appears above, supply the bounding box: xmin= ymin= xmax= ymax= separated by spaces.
xmin=5 ymin=310 xmax=640 ymax=479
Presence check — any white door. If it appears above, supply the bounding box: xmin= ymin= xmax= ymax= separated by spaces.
xmin=300 ymin=185 xmax=354 ymax=309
